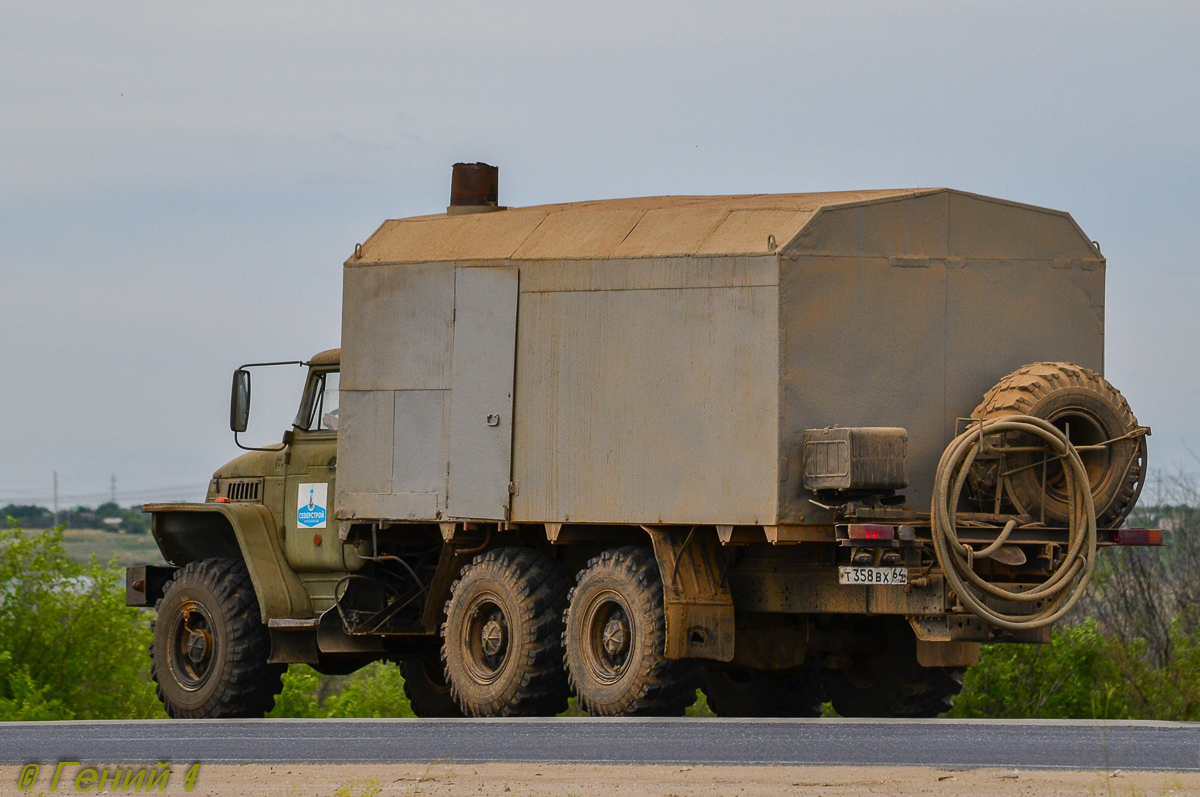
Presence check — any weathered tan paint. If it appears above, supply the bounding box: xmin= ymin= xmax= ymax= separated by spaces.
xmin=776 ymin=192 xmax=1105 ymax=522
xmin=340 ymin=188 xmax=1104 ymax=531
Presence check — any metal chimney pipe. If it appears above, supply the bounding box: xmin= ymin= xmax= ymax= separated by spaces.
xmin=448 ymin=162 xmax=502 ymax=214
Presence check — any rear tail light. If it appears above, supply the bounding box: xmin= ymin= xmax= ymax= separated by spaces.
xmin=1116 ymin=528 xmax=1163 ymax=546
xmin=848 ymin=523 xmax=895 ymax=541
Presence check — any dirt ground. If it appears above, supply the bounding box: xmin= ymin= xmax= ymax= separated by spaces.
xmin=4 ymin=763 xmax=1198 ymax=796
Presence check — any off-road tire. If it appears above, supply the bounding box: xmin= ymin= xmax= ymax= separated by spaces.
xmin=564 ymin=546 xmax=698 ymax=717
xmin=150 ymin=557 xmax=285 ymax=718
xmin=971 ymin=362 xmax=1146 ymax=527
xmin=702 ymin=664 xmax=825 ymax=717
xmin=400 ymin=657 xmax=464 ymax=718
xmin=822 ymin=618 xmax=964 ymax=718
xmin=441 ymin=547 xmax=571 ymax=717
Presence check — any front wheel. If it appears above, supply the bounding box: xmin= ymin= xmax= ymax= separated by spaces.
xmin=150 ymin=558 xmax=285 ymax=718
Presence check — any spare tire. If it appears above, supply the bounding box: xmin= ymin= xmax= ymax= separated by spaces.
xmin=970 ymin=362 xmax=1147 ymax=528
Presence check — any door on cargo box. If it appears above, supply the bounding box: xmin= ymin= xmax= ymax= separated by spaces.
xmin=447 ymin=267 xmax=519 ymax=520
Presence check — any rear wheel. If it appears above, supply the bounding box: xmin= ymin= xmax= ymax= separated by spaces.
xmin=822 ymin=618 xmax=964 ymax=718
xmin=702 ymin=664 xmax=825 ymax=717
xmin=564 ymin=546 xmax=697 ymax=716
xmin=150 ymin=558 xmax=285 ymax=718
xmin=441 ymin=547 xmax=571 ymax=717
xmin=401 ymin=657 xmax=464 ymax=718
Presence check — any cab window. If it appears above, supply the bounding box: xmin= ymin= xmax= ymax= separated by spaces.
xmin=294 ymin=370 xmax=340 ymax=431
xmin=318 ymin=372 xmax=340 ymax=430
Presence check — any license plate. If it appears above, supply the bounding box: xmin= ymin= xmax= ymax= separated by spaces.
xmin=838 ymin=566 xmax=908 ymax=586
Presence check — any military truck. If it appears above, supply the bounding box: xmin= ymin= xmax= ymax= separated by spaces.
xmin=129 ymin=163 xmax=1160 ymax=719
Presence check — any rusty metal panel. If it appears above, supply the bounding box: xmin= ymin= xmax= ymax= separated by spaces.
xmin=868 ymin=576 xmax=946 ymax=615
xmin=730 ymin=567 xmax=866 ymax=614
xmin=511 ymin=261 xmax=778 ymax=525
xmin=643 ymin=526 xmax=735 ymax=661
xmin=728 ymin=566 xmax=946 ymax=616
xmin=340 ymin=262 xmax=455 ymax=391
xmin=802 ymin=427 xmax=908 ymax=491
xmin=447 ymin=267 xmax=519 ymax=520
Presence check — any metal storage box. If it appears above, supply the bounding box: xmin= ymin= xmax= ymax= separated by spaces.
xmin=802 ymin=427 xmax=908 ymax=492
xmin=336 ymin=189 xmax=1105 ymax=529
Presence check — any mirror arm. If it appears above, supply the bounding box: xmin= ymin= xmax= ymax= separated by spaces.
xmin=233 ymin=431 xmax=287 ymax=453
xmin=229 ymin=360 xmax=306 ymax=451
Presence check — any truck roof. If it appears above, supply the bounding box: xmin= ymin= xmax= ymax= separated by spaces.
xmin=307 ymin=348 xmax=340 ymax=366
xmin=350 ymin=188 xmax=1091 ymax=265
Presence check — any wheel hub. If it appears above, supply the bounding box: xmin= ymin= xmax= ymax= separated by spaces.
xmin=601 ymin=613 xmax=629 ymax=657
xmin=481 ymin=616 xmax=507 ymax=658
xmin=462 ymin=598 xmax=511 ymax=684
xmin=582 ymin=594 xmax=635 ymax=686
xmin=169 ymin=600 xmax=218 ymax=691
xmin=186 ymin=627 xmax=212 ymax=664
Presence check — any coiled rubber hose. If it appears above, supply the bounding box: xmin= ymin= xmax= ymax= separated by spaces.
xmin=931 ymin=414 xmax=1097 ymax=631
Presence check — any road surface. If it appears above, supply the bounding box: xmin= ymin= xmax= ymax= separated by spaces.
xmin=2 ymin=718 xmax=1197 ymax=771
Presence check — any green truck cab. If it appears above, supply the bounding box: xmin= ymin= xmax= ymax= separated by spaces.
xmin=128 ymin=350 xmax=448 ymax=717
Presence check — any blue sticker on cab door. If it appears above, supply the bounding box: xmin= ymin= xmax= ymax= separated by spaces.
xmin=297 ymin=483 xmax=328 ymax=528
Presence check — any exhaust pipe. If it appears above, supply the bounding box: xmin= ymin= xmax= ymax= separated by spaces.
xmin=448 ymin=162 xmax=503 ymax=215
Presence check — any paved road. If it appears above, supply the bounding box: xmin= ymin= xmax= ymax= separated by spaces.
xmin=2 ymin=719 xmax=1198 ymax=771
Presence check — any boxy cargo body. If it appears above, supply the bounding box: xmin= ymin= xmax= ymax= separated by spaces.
xmin=337 ymin=189 xmax=1105 ymax=530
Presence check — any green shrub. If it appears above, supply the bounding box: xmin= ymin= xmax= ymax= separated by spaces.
xmin=268 ymin=662 xmax=416 ymax=719
xmin=951 ymin=620 xmax=1131 ymax=719
xmin=0 ymin=522 xmax=163 ymax=720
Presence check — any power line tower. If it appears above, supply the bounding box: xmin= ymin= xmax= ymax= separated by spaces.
xmin=111 ymin=473 xmax=117 ymax=506
xmin=53 ymin=471 xmax=59 ymax=517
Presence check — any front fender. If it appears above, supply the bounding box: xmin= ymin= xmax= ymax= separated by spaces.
xmin=145 ymin=502 xmax=313 ymax=621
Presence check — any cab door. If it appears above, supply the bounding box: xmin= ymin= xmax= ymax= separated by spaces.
xmin=283 ymin=369 xmax=347 ymax=571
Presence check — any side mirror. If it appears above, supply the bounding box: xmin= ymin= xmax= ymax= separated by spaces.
xmin=230 ymin=369 xmax=251 ymax=433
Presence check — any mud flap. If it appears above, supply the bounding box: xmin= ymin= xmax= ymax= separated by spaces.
xmin=642 ymin=526 xmax=735 ymax=661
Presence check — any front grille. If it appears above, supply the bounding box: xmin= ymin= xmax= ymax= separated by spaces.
xmin=226 ymin=479 xmax=262 ymax=502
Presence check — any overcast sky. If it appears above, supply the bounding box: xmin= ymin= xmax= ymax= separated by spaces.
xmin=1 ymin=2 xmax=1197 ymax=507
